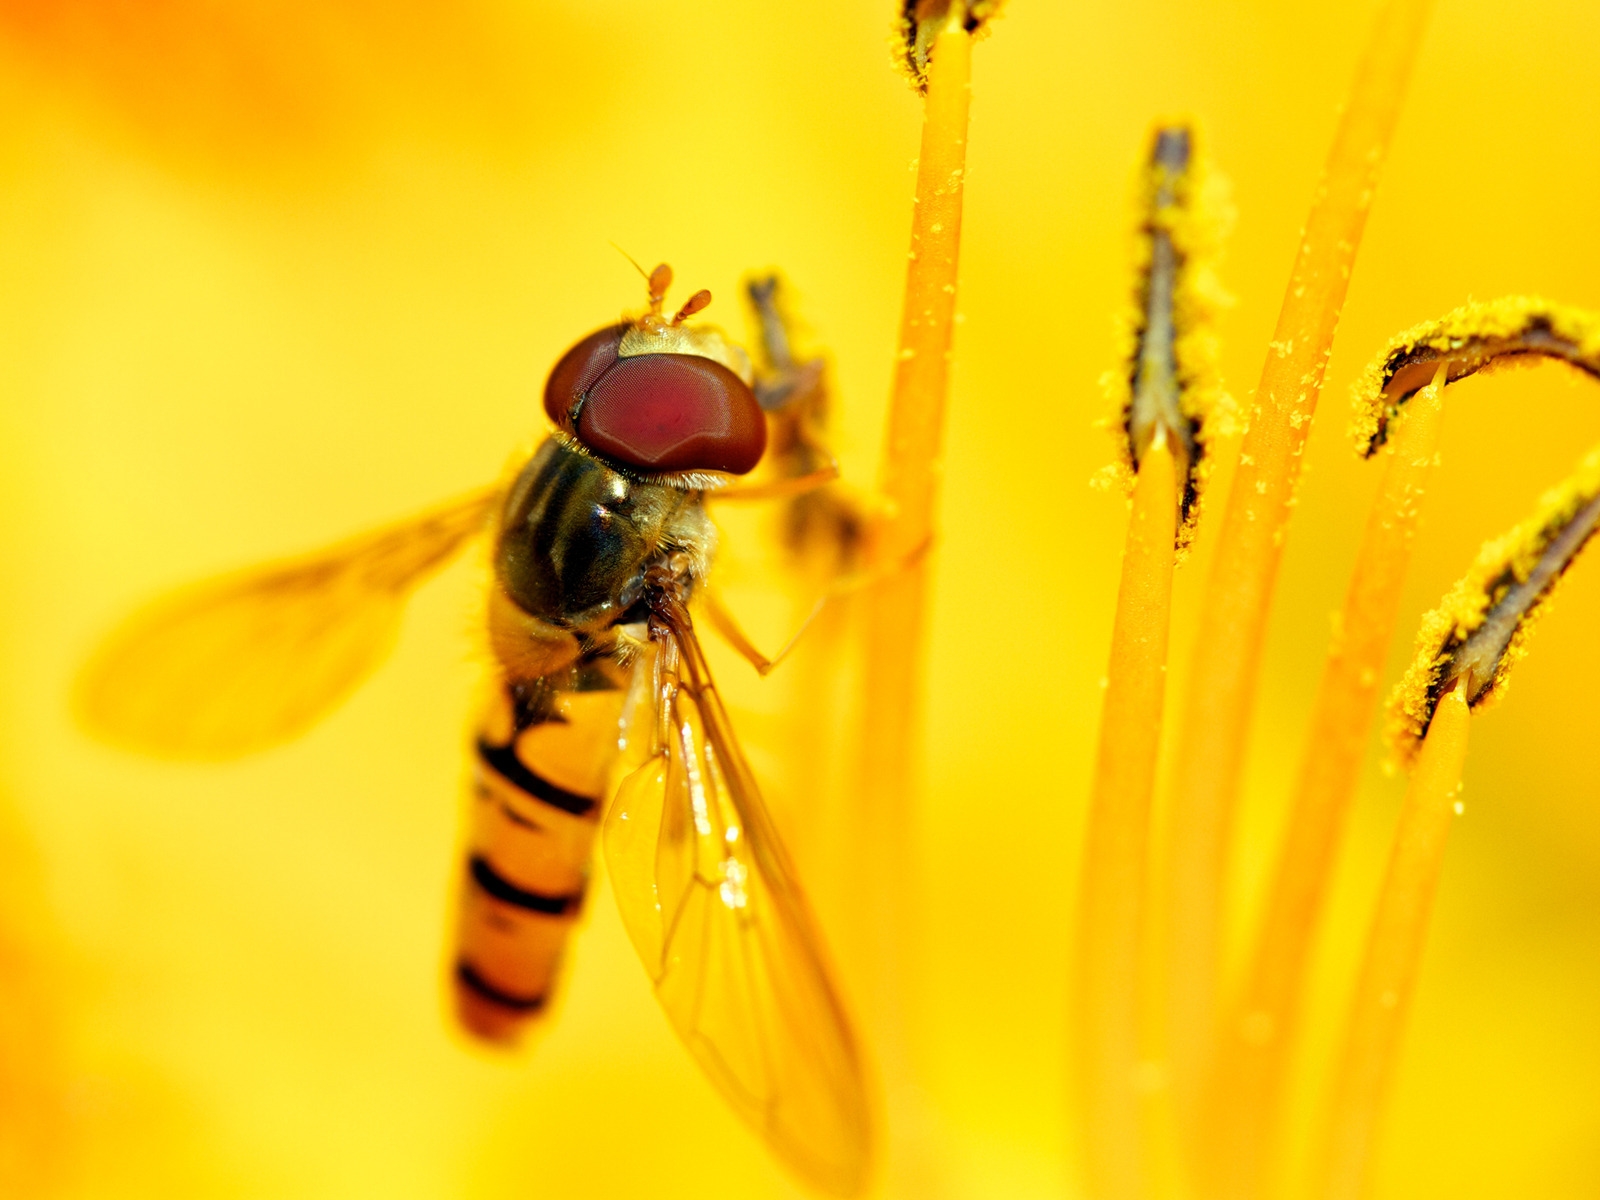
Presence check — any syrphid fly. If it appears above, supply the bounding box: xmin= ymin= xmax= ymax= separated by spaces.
xmin=78 ymin=264 xmax=872 ymax=1198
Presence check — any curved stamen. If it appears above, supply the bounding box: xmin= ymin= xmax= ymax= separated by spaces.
xmin=1389 ymin=443 xmax=1600 ymax=758
xmin=1352 ymin=296 xmax=1600 ymax=456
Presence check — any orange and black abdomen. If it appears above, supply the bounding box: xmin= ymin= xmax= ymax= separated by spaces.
xmin=454 ymin=679 xmax=626 ymax=1042
xmin=455 ymin=437 xmax=709 ymax=1043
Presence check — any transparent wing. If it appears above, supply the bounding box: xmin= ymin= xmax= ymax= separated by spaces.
xmin=77 ymin=488 xmax=499 ymax=759
xmin=604 ymin=609 xmax=872 ymax=1197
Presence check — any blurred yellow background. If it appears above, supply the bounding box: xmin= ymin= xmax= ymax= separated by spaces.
xmin=1 ymin=0 xmax=1599 ymax=1196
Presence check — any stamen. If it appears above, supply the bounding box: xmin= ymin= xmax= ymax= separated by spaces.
xmin=1389 ymin=442 xmax=1600 ymax=759
xmin=1201 ymin=365 xmax=1445 ymax=1200
xmin=859 ymin=0 xmax=990 ymax=1156
xmin=1073 ymin=123 xmax=1230 ymax=1197
xmin=1074 ymin=425 xmax=1179 ymax=1200
xmin=1160 ymin=0 xmax=1433 ymax=1138
xmin=1352 ymin=296 xmax=1600 ymax=454
xmin=1114 ymin=123 xmax=1231 ymax=551
xmin=1314 ymin=683 xmax=1471 ymax=1200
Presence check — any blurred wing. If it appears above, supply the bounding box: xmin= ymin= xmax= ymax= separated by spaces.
xmin=604 ymin=611 xmax=872 ymax=1197
xmin=78 ymin=488 xmax=499 ymax=759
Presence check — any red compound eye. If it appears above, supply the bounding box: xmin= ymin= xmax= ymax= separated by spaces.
xmin=576 ymin=354 xmax=766 ymax=475
xmin=543 ymin=324 xmax=626 ymax=428
xmin=542 ymin=324 xmax=766 ymax=475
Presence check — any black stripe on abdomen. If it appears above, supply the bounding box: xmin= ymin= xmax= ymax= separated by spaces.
xmin=455 ymin=961 xmax=547 ymax=1012
xmin=476 ymin=737 xmax=598 ymax=816
xmin=468 ymin=855 xmax=583 ymax=916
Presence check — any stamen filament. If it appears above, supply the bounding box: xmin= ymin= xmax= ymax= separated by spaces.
xmin=874 ymin=0 xmax=973 ymax=566
xmin=857 ymin=2 xmax=983 ymax=1178
xmin=1074 ymin=122 xmax=1218 ymax=1199
xmin=858 ymin=11 xmax=972 ymax=846
xmin=1311 ymin=682 xmax=1470 ymax=1200
xmin=1316 ymin=422 xmax=1600 ymax=1197
xmin=1158 ymin=0 xmax=1434 ymax=1127
xmin=1200 ymin=366 xmax=1445 ymax=1199
xmin=1074 ymin=431 xmax=1179 ymax=1200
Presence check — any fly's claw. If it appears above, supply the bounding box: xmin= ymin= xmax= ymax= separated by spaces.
xmin=742 ymin=274 xmax=867 ymax=570
xmin=745 ymin=273 xmax=828 ymax=422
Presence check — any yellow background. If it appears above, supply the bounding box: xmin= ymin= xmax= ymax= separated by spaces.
xmin=1 ymin=0 xmax=1598 ymax=1196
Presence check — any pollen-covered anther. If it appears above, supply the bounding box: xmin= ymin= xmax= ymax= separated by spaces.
xmin=895 ymin=0 xmax=1003 ymax=91
xmin=1351 ymin=296 xmax=1600 ymax=456
xmin=1111 ymin=122 xmax=1232 ymax=554
xmin=1387 ymin=442 xmax=1600 ymax=760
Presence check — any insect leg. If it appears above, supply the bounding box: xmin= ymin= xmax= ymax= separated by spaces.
xmin=701 ymin=536 xmax=931 ymax=678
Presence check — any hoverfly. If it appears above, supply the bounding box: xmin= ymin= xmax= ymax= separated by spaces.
xmin=78 ymin=264 xmax=872 ymax=1197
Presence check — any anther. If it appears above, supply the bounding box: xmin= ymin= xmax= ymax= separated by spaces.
xmin=1351 ymin=296 xmax=1600 ymax=456
xmin=896 ymin=0 xmax=1002 ymax=91
xmin=1389 ymin=443 xmax=1600 ymax=758
xmin=1115 ymin=123 xmax=1228 ymax=553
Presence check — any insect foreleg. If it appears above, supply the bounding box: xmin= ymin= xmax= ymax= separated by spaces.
xmin=701 ymin=535 xmax=932 ymax=678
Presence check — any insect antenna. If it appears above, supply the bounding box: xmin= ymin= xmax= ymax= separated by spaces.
xmin=672 ymin=289 xmax=712 ymax=325
xmin=607 ymin=240 xmax=652 ymax=276
xmin=645 ymin=262 xmax=673 ymax=316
